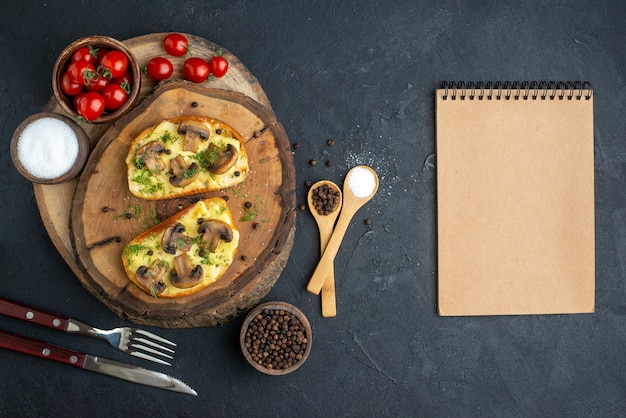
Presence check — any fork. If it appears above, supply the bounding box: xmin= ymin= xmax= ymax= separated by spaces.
xmin=0 ymin=296 xmax=176 ymax=366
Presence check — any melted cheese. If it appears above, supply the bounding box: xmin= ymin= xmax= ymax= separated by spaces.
xmin=121 ymin=198 xmax=239 ymax=298
xmin=126 ymin=117 xmax=249 ymax=200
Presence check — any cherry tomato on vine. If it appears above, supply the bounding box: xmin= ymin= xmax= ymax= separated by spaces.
xmin=60 ymin=71 xmax=83 ymax=96
xmin=163 ymin=33 xmax=189 ymax=57
xmin=144 ymin=57 xmax=173 ymax=81
xmin=71 ymin=46 xmax=97 ymax=64
xmin=209 ymin=56 xmax=229 ymax=78
xmin=66 ymin=60 xmax=96 ymax=84
xmin=102 ymin=83 xmax=128 ymax=110
xmin=98 ymin=50 xmax=129 ymax=78
xmin=183 ymin=57 xmax=210 ymax=83
xmin=85 ymin=74 xmax=110 ymax=92
xmin=74 ymin=92 xmax=106 ymax=121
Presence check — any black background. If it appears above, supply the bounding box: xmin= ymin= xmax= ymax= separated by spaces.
xmin=1 ymin=1 xmax=625 ymax=416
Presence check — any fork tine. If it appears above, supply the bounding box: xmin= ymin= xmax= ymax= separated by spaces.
xmin=129 ymin=351 xmax=172 ymax=366
xmin=132 ymin=336 xmax=176 ymax=354
xmin=133 ymin=329 xmax=177 ymax=347
xmin=130 ymin=340 xmax=175 ymax=358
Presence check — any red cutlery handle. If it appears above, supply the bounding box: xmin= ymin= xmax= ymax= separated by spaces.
xmin=0 ymin=329 xmax=87 ymax=367
xmin=0 ymin=297 xmax=70 ymax=331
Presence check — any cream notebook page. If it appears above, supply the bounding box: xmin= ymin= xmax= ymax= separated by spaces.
xmin=436 ymin=82 xmax=594 ymax=316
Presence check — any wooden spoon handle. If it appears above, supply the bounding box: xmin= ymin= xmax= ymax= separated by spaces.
xmin=307 ymin=206 xmax=355 ymax=295
xmin=319 ymin=226 xmax=336 ymax=317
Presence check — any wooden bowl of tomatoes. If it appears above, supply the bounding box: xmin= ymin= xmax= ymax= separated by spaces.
xmin=52 ymin=35 xmax=141 ymax=124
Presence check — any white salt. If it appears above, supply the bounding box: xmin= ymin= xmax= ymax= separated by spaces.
xmin=17 ymin=117 xmax=79 ymax=179
xmin=347 ymin=166 xmax=376 ymax=198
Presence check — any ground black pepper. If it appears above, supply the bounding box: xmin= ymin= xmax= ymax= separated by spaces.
xmin=311 ymin=184 xmax=340 ymax=215
xmin=244 ymin=308 xmax=308 ymax=371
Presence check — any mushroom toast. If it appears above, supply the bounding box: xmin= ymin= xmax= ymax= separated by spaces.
xmin=126 ymin=116 xmax=249 ymax=200
xmin=121 ymin=198 xmax=239 ymax=298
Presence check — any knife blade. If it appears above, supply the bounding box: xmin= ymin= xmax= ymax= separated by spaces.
xmin=0 ymin=329 xmax=197 ymax=396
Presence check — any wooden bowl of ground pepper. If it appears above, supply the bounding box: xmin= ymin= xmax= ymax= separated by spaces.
xmin=240 ymin=301 xmax=312 ymax=375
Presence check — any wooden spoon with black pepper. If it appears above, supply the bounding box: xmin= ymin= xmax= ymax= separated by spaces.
xmin=307 ymin=166 xmax=378 ymax=296
xmin=307 ymin=180 xmax=343 ymax=317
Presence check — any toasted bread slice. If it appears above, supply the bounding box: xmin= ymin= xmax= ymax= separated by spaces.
xmin=121 ymin=198 xmax=239 ymax=298
xmin=126 ymin=116 xmax=248 ymax=200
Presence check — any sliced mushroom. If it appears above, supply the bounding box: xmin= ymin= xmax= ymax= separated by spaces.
xmin=198 ymin=219 xmax=234 ymax=253
xmin=161 ymin=222 xmax=192 ymax=255
xmin=135 ymin=259 xmax=168 ymax=296
xmin=178 ymin=121 xmax=210 ymax=152
xmin=135 ymin=141 xmax=166 ymax=173
xmin=170 ymin=253 xmax=204 ymax=289
xmin=169 ymin=155 xmax=199 ymax=187
xmin=206 ymin=142 xmax=238 ymax=174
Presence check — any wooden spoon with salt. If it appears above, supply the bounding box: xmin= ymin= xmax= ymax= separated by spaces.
xmin=307 ymin=165 xmax=379 ymax=296
xmin=308 ymin=180 xmax=343 ymax=317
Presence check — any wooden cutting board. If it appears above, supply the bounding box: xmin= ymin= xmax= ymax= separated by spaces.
xmin=33 ymin=34 xmax=296 ymax=328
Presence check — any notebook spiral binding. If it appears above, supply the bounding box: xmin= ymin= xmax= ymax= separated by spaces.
xmin=440 ymin=81 xmax=593 ymax=101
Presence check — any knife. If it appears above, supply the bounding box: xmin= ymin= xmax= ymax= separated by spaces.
xmin=0 ymin=329 xmax=197 ymax=396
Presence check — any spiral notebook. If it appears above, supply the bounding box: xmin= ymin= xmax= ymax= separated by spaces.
xmin=436 ymin=81 xmax=595 ymax=316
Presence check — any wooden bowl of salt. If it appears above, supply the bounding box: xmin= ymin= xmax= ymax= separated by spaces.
xmin=10 ymin=112 xmax=90 ymax=184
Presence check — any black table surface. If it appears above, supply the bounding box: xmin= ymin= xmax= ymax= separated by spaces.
xmin=1 ymin=1 xmax=625 ymax=416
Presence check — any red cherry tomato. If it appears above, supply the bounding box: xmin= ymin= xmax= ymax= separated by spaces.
xmin=163 ymin=33 xmax=189 ymax=57
xmin=145 ymin=57 xmax=173 ymax=81
xmin=60 ymin=71 xmax=83 ymax=96
xmin=102 ymin=83 xmax=128 ymax=110
xmin=72 ymin=46 xmax=97 ymax=64
xmin=209 ymin=56 xmax=229 ymax=78
xmin=85 ymin=74 xmax=110 ymax=92
xmin=183 ymin=57 xmax=210 ymax=83
xmin=112 ymin=71 xmax=132 ymax=85
xmin=98 ymin=50 xmax=129 ymax=79
xmin=95 ymin=48 xmax=111 ymax=66
xmin=74 ymin=92 xmax=106 ymax=121
xmin=66 ymin=60 xmax=96 ymax=84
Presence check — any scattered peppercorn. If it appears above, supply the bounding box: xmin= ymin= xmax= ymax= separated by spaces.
xmin=309 ymin=159 xmax=317 ymax=166
xmin=241 ymin=255 xmax=248 ymax=261
xmin=364 ymin=218 xmax=372 ymax=225
xmin=147 ymin=250 xmax=154 ymax=256
xmin=223 ymin=196 xmax=230 ymax=201
xmin=292 ymin=143 xmax=300 ymax=150
xmin=191 ymin=101 xmax=198 ymax=108
xmin=311 ymin=184 xmax=340 ymax=215
xmin=325 ymin=160 xmax=332 ymax=167
xmin=299 ymin=204 xmax=306 ymax=211
xmin=327 ymin=139 xmax=335 ymax=146
xmin=216 ymin=128 xmax=223 ymax=135
xmin=125 ymin=212 xmax=133 ymax=219
xmin=102 ymin=206 xmax=109 ymax=213
xmin=252 ymin=222 xmax=259 ymax=229
xmin=245 ymin=201 xmax=252 ymax=209
xmin=244 ymin=308 xmax=308 ymax=371
xmin=234 ymin=171 xmax=241 ymax=177
xmin=305 ymin=180 xmax=313 ymax=188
